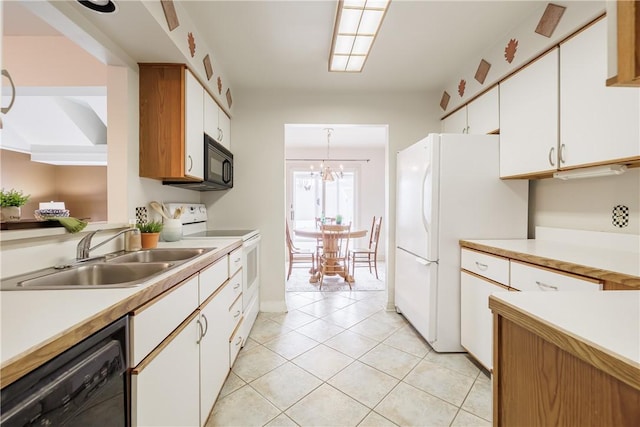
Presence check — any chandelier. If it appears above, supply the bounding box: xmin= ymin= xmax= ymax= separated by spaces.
xmin=311 ymin=128 xmax=343 ymax=182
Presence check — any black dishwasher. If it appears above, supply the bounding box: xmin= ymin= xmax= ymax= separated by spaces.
xmin=1 ymin=316 xmax=129 ymax=427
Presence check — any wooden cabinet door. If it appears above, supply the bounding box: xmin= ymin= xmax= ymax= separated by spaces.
xmin=441 ymin=106 xmax=468 ymax=133
xmin=460 ymin=271 xmax=508 ymax=371
xmin=185 ymin=69 xmax=204 ymax=180
xmin=560 ymin=18 xmax=640 ymax=168
xmin=132 ymin=313 xmax=200 ymax=427
xmin=199 ymin=289 xmax=231 ymax=426
xmin=499 ymin=48 xmax=559 ymax=177
xmin=467 ymin=86 xmax=499 ymax=135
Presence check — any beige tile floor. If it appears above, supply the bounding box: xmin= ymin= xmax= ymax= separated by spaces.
xmin=206 ymin=291 xmax=492 ymax=427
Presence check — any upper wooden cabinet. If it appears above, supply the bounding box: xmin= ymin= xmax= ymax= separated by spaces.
xmin=499 ymin=48 xmax=559 ymax=178
xmin=139 ymin=64 xmax=204 ymax=181
xmin=560 ymin=18 xmax=640 ymax=169
xmin=607 ymin=0 xmax=640 ymax=87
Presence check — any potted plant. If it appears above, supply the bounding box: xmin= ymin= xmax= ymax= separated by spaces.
xmin=137 ymin=220 xmax=164 ymax=249
xmin=0 ymin=188 xmax=30 ymax=222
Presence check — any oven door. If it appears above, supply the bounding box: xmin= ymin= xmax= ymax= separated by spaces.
xmin=242 ymin=234 xmax=260 ymax=309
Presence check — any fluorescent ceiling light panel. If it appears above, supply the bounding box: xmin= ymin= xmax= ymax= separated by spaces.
xmin=553 ymin=164 xmax=627 ymax=180
xmin=329 ymin=0 xmax=390 ymax=72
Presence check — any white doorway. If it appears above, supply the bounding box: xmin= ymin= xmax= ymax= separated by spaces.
xmin=284 ymin=124 xmax=388 ymax=292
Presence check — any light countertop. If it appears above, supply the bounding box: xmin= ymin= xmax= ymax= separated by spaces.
xmin=489 ymin=290 xmax=640 ymax=390
xmin=0 ymin=238 xmax=240 ymax=383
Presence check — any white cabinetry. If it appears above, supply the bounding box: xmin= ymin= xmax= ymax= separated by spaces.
xmin=131 ymin=251 xmax=241 ymax=427
xmin=204 ymin=92 xmax=231 ymax=150
xmin=185 ymin=70 xmax=205 ymax=180
xmin=500 ymin=48 xmax=559 ymax=177
xmin=460 ymin=249 xmax=509 ymax=371
xmin=510 ymin=260 xmax=602 ymax=292
xmin=441 ymin=107 xmax=468 ymax=133
xmin=559 ymin=18 xmax=640 ymax=168
xmin=132 ymin=312 xmax=200 ymax=427
xmin=441 ymin=86 xmax=499 ymax=135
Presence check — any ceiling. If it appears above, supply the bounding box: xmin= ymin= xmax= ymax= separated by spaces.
xmin=2 ymin=0 xmax=548 ymax=151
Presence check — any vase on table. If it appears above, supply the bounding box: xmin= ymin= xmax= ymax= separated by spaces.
xmin=0 ymin=206 xmax=21 ymax=222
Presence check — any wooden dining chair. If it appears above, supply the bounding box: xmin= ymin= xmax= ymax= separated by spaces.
xmin=285 ymin=221 xmax=315 ymax=280
xmin=349 ymin=216 xmax=382 ymax=279
xmin=313 ymin=216 xmax=336 ymax=261
xmin=318 ymin=223 xmax=352 ymax=289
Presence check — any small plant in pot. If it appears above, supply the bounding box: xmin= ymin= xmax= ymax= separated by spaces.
xmin=137 ymin=220 xmax=164 ymax=249
xmin=0 ymin=188 xmax=30 ymax=222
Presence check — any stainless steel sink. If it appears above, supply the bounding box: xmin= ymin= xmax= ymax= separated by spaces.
xmin=107 ymin=248 xmax=213 ymax=263
xmin=13 ymin=262 xmax=174 ymax=290
xmin=1 ymin=247 xmax=215 ymax=291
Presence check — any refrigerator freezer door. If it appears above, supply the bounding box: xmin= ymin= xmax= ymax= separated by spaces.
xmin=396 ymin=136 xmax=439 ymax=261
xmin=395 ymin=247 xmax=438 ymax=344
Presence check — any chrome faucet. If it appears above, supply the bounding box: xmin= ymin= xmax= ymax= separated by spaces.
xmin=76 ymin=228 xmax=131 ymax=261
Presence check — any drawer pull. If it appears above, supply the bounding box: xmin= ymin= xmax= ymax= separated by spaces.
xmin=536 ymin=281 xmax=558 ymax=291
xmin=475 ymin=261 xmax=488 ymax=271
xmin=234 ymin=257 xmax=241 ymax=263
xmin=235 ymin=336 xmax=242 ymax=346
xmin=233 ymin=283 xmax=241 ymax=290
xmin=233 ymin=310 xmax=241 ymax=319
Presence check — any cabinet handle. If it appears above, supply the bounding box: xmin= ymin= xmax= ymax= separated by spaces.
xmin=234 ymin=257 xmax=241 ymax=263
xmin=187 ymin=155 xmax=193 ymax=172
xmin=1 ymin=69 xmax=16 ymax=115
xmin=233 ymin=310 xmax=241 ymax=319
xmin=196 ymin=319 xmax=204 ymax=344
xmin=220 ymin=128 xmax=224 ymax=141
xmin=559 ymin=144 xmax=566 ymax=164
xmin=548 ymin=147 xmax=556 ymax=167
xmin=536 ymin=281 xmax=558 ymax=291
xmin=235 ymin=336 xmax=242 ymax=346
xmin=475 ymin=261 xmax=488 ymax=271
xmin=201 ymin=313 xmax=209 ymax=337
xmin=233 ymin=283 xmax=241 ymax=290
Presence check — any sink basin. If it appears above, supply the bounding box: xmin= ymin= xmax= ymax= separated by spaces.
xmin=13 ymin=262 xmax=173 ymax=290
xmin=107 ymin=248 xmax=213 ymax=263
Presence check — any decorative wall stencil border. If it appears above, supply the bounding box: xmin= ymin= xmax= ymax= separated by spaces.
xmin=217 ymin=77 xmax=223 ymax=95
xmin=160 ymin=0 xmax=180 ymax=31
xmin=505 ymin=38 xmax=518 ymax=63
xmin=458 ymin=79 xmax=466 ymax=97
xmin=440 ymin=91 xmax=451 ymax=110
xmin=475 ymin=59 xmax=491 ymax=84
xmin=226 ymin=89 xmax=233 ymax=109
xmin=535 ymin=3 xmax=566 ymax=38
xmin=203 ymin=55 xmax=213 ymax=80
xmin=187 ymin=32 xmax=196 ymax=57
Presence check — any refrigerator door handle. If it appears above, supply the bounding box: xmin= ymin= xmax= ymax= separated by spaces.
xmin=421 ymin=164 xmax=432 ymax=235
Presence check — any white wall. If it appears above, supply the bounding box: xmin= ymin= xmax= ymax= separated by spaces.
xmin=530 ymin=168 xmax=640 ymax=236
xmin=202 ymin=88 xmax=441 ymax=312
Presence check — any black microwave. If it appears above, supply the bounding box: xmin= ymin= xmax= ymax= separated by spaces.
xmin=164 ymin=134 xmax=233 ymax=191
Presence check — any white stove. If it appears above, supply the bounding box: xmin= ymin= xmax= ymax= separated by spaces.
xmin=165 ymin=203 xmax=260 ymax=346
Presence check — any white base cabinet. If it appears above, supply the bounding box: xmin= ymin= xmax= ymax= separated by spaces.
xmin=460 ymin=272 xmax=509 ymax=371
xmin=132 ymin=313 xmax=200 ymax=427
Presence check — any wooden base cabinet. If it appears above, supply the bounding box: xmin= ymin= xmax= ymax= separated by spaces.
xmin=493 ymin=315 xmax=640 ymax=426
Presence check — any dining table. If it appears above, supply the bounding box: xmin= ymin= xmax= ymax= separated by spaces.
xmin=293 ymin=227 xmax=368 ymax=284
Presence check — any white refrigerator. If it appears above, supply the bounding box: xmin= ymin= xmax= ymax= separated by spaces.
xmin=395 ymin=134 xmax=528 ymax=352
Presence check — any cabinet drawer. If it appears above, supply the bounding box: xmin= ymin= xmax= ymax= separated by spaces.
xmin=229 ymin=320 xmax=243 ymax=366
xmin=199 ymin=256 xmax=228 ymax=303
xmin=130 ymin=275 xmax=199 ymax=367
xmin=461 ymin=249 xmax=509 ymax=285
xmin=510 ymin=260 xmax=602 ymax=292
xmin=228 ymin=269 xmax=242 ymax=302
xmin=229 ymin=247 xmax=242 ymax=276
xmin=228 ymin=295 xmax=243 ymax=334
